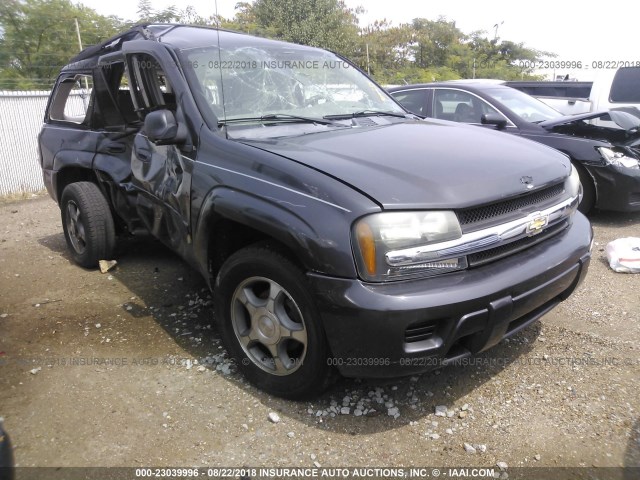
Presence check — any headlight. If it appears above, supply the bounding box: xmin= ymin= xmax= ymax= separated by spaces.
xmin=567 ymin=163 xmax=582 ymax=201
xmin=597 ymin=147 xmax=639 ymax=169
xmin=352 ymin=211 xmax=465 ymax=282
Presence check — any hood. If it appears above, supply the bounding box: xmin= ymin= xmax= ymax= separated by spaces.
xmin=540 ymin=108 xmax=640 ymax=132
xmin=239 ymin=120 xmax=571 ymax=210
xmin=539 ymin=108 xmax=640 ymax=148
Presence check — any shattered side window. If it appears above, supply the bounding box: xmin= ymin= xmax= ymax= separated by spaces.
xmin=128 ymin=54 xmax=176 ymax=114
xmin=93 ymin=61 xmax=139 ymax=128
xmin=49 ymin=74 xmax=94 ymax=124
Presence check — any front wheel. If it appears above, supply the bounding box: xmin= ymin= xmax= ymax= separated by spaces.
xmin=576 ymin=165 xmax=595 ymax=214
xmin=60 ymin=182 xmax=116 ymax=268
xmin=214 ymin=243 xmax=333 ymax=399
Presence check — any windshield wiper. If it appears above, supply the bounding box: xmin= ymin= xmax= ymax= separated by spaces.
xmin=220 ymin=113 xmax=345 ymax=127
xmin=324 ymin=109 xmax=410 ymax=120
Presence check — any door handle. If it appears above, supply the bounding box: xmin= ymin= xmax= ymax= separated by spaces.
xmin=135 ymin=147 xmax=152 ymax=162
xmin=99 ymin=142 xmax=126 ymax=154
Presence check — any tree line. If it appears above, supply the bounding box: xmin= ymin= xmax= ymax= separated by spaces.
xmin=0 ymin=0 xmax=552 ymax=90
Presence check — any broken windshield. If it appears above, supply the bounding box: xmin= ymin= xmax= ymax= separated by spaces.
xmin=181 ymin=41 xmax=404 ymax=128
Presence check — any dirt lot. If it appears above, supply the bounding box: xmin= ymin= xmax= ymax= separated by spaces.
xmin=1 ymin=194 xmax=639 ymax=475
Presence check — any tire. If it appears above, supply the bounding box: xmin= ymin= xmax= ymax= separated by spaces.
xmin=60 ymin=182 xmax=116 ymax=268
xmin=576 ymin=164 xmax=596 ymax=214
xmin=214 ymin=243 xmax=333 ymax=399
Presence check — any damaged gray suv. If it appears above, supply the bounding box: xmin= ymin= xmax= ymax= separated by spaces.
xmin=39 ymin=24 xmax=592 ymax=398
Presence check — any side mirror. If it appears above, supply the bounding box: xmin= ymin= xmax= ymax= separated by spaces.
xmin=481 ymin=113 xmax=508 ymax=130
xmin=144 ymin=109 xmax=186 ymax=145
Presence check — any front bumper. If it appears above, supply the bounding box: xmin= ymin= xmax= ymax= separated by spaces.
xmin=309 ymin=213 xmax=592 ymax=378
xmin=590 ymin=164 xmax=640 ymax=212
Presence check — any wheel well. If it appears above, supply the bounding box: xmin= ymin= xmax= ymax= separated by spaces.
xmin=207 ymin=219 xmax=303 ymax=283
xmin=573 ymin=162 xmax=597 ymax=211
xmin=56 ymin=167 xmax=98 ymax=202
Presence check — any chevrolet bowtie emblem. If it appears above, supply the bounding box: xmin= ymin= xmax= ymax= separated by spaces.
xmin=526 ymin=213 xmax=549 ymax=235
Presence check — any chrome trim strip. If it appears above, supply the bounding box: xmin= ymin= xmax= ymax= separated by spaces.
xmin=385 ymin=195 xmax=578 ymax=267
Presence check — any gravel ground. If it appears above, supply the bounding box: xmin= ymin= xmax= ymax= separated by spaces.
xmin=0 ymin=194 xmax=639 ymax=475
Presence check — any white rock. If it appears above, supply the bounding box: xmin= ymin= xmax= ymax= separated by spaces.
xmin=95 ymin=323 xmax=101 ymax=328
xmin=196 ymin=366 xmax=206 ymax=372
xmin=354 ymin=409 xmax=363 ymax=417
xmin=29 ymin=367 xmax=41 ymax=375
xmin=410 ymin=376 xmax=419 ymax=382
xmin=477 ymin=444 xmax=487 ymax=453
xmin=0 ymin=314 xmax=7 ymax=318
xmin=287 ymin=432 xmax=295 ymax=438
xmin=387 ymin=407 xmax=400 ymax=418
xmin=463 ymin=443 xmax=477 ymax=454
xmin=496 ymin=461 xmax=508 ymax=470
xmin=99 ymin=259 xmax=117 ymax=273
xmin=446 ymin=410 xmax=455 ymax=418
xmin=461 ymin=403 xmax=469 ymax=411
xmin=445 ymin=428 xmax=453 ymax=435
xmin=268 ymin=412 xmax=281 ymax=423
xmin=534 ymin=454 xmax=541 ymax=461
xmin=435 ymin=405 xmax=447 ymax=417
xmin=313 ymin=461 xmax=321 ymax=468
xmin=340 ymin=407 xmax=350 ymax=415
xmin=429 ymin=433 xmax=440 ymax=440
xmin=310 ymin=453 xmax=317 ymax=460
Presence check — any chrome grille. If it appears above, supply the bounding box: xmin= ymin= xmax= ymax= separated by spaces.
xmin=468 ymin=220 xmax=569 ymax=267
xmin=457 ymin=183 xmax=565 ymax=232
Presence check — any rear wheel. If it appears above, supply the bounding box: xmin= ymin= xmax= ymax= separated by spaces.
xmin=214 ymin=243 xmax=332 ymax=399
xmin=60 ymin=182 xmax=116 ymax=268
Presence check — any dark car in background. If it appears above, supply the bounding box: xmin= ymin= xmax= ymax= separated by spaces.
xmin=389 ymin=81 xmax=640 ymax=213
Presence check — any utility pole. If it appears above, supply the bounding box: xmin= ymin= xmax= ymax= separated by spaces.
xmin=74 ymin=18 xmax=89 ymax=92
xmin=366 ymin=43 xmax=370 ymax=76
xmin=74 ymin=18 xmax=83 ymax=51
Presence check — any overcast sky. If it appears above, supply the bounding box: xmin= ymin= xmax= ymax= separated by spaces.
xmin=77 ymin=0 xmax=637 ymax=81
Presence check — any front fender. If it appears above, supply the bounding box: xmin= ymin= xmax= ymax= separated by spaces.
xmin=192 ymin=185 xmax=360 ymax=284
